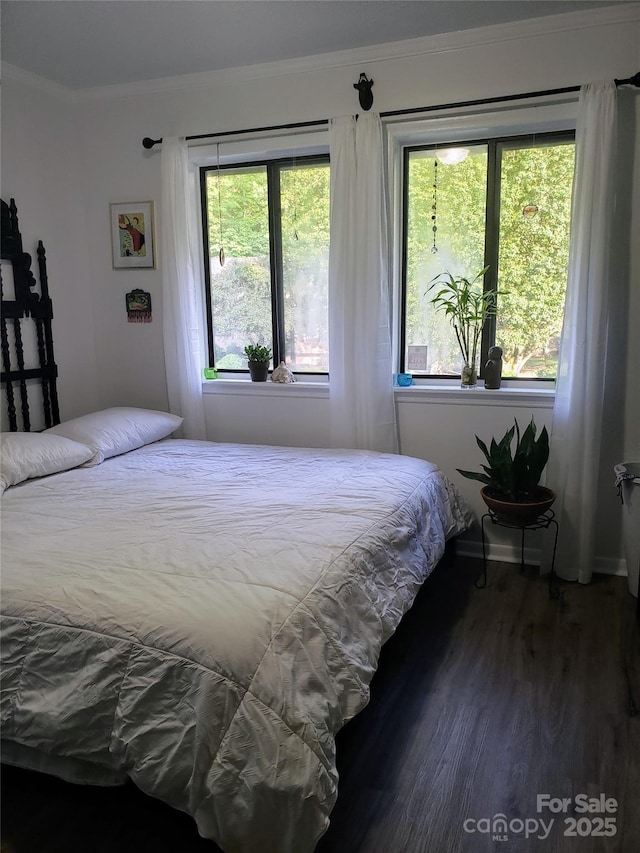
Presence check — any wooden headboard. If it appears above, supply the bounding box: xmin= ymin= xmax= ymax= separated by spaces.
xmin=1 ymin=198 xmax=60 ymax=431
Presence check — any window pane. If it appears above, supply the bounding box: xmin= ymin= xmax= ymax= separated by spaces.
xmin=405 ymin=145 xmax=487 ymax=374
xmin=205 ymin=167 xmax=272 ymax=369
xmin=496 ymin=142 xmax=575 ymax=377
xmin=280 ymin=163 xmax=330 ymax=372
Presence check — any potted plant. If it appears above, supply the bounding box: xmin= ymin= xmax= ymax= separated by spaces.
xmin=244 ymin=343 xmax=272 ymax=382
xmin=427 ymin=266 xmax=497 ymax=388
xmin=457 ymin=417 xmax=555 ymax=525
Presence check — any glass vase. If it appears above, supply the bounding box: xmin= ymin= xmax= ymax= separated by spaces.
xmin=461 ymin=361 xmax=478 ymax=389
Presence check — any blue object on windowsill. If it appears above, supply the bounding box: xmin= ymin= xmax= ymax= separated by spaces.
xmin=396 ymin=373 xmax=413 ymax=387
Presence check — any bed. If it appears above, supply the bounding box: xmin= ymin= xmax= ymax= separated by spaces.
xmin=0 ymin=200 xmax=473 ymax=853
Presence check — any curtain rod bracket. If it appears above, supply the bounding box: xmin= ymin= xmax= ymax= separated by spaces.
xmin=354 ymin=73 xmax=374 ymax=111
xmin=143 ymin=137 xmax=162 ymax=149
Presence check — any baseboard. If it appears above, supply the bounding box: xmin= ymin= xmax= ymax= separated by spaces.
xmin=593 ymin=556 xmax=627 ymax=577
xmin=456 ymin=540 xmax=628 ymax=576
xmin=456 ymin=539 xmax=538 ymax=565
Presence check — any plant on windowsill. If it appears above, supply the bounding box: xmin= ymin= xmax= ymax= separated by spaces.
xmin=457 ymin=416 xmax=555 ymax=525
xmin=244 ymin=343 xmax=272 ymax=382
xmin=426 ymin=266 xmax=497 ymax=388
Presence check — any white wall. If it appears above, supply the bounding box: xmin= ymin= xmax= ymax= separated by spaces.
xmin=1 ymin=72 xmax=100 ymax=420
xmin=2 ymin=5 xmax=639 ymax=566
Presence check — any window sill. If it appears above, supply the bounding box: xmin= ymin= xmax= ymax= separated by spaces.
xmin=203 ymin=378 xmax=554 ymax=407
xmin=202 ymin=379 xmax=329 ymax=399
xmin=393 ymin=383 xmax=555 ymax=408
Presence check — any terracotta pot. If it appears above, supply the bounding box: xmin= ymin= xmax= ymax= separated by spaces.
xmin=481 ymin=485 xmax=556 ymax=526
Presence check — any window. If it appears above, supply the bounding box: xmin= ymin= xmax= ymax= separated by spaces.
xmin=401 ymin=132 xmax=575 ymax=379
xmin=201 ymin=155 xmax=330 ymax=374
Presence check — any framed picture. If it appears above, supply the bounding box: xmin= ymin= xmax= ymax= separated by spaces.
xmin=110 ymin=201 xmax=155 ymax=269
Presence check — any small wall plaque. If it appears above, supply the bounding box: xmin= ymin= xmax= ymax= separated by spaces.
xmin=126 ymin=289 xmax=152 ymax=323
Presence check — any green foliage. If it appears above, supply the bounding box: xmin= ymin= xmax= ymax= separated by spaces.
xmin=216 ymin=353 xmax=243 ymax=369
xmin=206 ymin=169 xmax=270 ymax=257
xmin=204 ymin=142 xmax=574 ymax=377
xmin=457 ymin=417 xmax=550 ymax=501
xmin=212 ymin=260 xmax=272 ymax=343
xmin=205 ymin=162 xmax=330 ymax=371
xmin=405 ymin=141 xmax=575 ymax=377
xmin=405 ymin=148 xmax=488 ymax=373
xmin=244 ymin=343 xmax=272 ymax=363
xmin=495 ymin=144 xmax=574 ymax=375
xmin=206 ymin=170 xmax=273 ymax=365
xmin=280 ymin=164 xmax=330 ymax=369
xmin=427 ymin=267 xmax=496 ymax=367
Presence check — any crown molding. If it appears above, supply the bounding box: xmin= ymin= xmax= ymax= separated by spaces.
xmin=4 ymin=3 xmax=638 ymax=104
xmin=0 ymin=61 xmax=75 ymax=103
xmin=74 ymin=3 xmax=640 ymax=102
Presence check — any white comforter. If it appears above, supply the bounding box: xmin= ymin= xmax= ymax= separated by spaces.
xmin=1 ymin=440 xmax=471 ymax=852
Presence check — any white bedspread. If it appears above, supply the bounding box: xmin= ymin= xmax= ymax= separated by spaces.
xmin=1 ymin=440 xmax=471 ymax=852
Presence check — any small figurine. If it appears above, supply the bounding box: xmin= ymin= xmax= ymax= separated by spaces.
xmin=271 ymin=361 xmax=296 ymax=383
xmin=484 ymin=346 xmax=503 ymax=389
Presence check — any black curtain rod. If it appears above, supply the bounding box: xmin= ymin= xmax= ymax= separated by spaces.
xmin=142 ymin=72 xmax=640 ymax=149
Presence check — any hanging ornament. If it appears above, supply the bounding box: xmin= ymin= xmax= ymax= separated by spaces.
xmin=216 ymin=143 xmax=225 ymax=266
xmin=431 ymin=158 xmax=438 ymax=253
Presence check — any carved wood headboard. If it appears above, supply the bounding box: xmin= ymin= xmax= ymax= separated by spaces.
xmin=1 ymin=198 xmax=60 ymax=431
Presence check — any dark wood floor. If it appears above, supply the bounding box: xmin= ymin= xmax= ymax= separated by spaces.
xmin=2 ymin=555 xmax=639 ymax=853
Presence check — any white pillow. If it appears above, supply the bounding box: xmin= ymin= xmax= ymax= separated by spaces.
xmin=0 ymin=432 xmax=95 ymax=494
xmin=44 ymin=407 xmax=183 ymax=466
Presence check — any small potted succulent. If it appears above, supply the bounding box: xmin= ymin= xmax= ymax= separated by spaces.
xmin=244 ymin=343 xmax=272 ymax=382
xmin=457 ymin=417 xmax=555 ymax=525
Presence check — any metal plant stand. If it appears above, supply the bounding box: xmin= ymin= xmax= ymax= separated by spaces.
xmin=477 ymin=508 xmax=559 ymax=598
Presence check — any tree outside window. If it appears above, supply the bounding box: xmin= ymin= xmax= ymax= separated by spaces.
xmin=201 ymin=156 xmax=330 ymax=374
xmin=402 ymin=133 xmax=575 ymax=379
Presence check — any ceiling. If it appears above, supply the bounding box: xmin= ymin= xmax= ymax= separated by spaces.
xmin=0 ymin=0 xmax=622 ymax=91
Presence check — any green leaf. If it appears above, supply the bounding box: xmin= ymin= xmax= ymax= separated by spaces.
xmin=527 ymin=425 xmax=550 ymax=486
xmin=456 ymin=469 xmax=491 ymax=485
xmin=476 ymin=435 xmax=491 ymax=464
xmin=244 ymin=343 xmax=272 ymax=362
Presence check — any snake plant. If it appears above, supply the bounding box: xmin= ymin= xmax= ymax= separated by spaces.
xmin=457 ymin=417 xmax=550 ymax=501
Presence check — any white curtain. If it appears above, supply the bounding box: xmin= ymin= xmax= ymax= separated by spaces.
xmin=547 ymin=81 xmax=617 ymax=583
xmin=160 ymin=137 xmax=207 ymax=440
xmin=328 ymin=113 xmax=398 ymax=453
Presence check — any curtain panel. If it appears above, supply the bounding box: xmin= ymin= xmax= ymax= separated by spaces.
xmin=328 ymin=113 xmax=398 ymax=454
xmin=160 ymin=137 xmax=207 ymax=440
xmin=547 ymin=81 xmax=617 ymax=583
